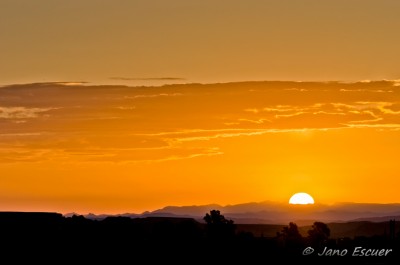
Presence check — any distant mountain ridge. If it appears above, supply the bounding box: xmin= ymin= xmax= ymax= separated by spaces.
xmin=70 ymin=201 xmax=400 ymax=225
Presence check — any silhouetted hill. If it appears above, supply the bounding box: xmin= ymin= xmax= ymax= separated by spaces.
xmin=0 ymin=211 xmax=63 ymax=222
xmin=351 ymin=216 xmax=400 ymax=222
xmin=0 ymin=211 xmax=398 ymax=264
xmin=82 ymin=202 xmax=400 ymax=225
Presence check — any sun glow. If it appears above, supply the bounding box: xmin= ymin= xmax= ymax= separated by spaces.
xmin=289 ymin=193 xmax=315 ymax=205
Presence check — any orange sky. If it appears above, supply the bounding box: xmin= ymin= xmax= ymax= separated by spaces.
xmin=0 ymin=81 xmax=399 ymax=214
xmin=1 ymin=0 xmax=400 ymax=85
xmin=1 ymin=1 xmax=400 ymax=214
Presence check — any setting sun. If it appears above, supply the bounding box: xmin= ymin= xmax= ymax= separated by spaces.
xmin=289 ymin=193 xmax=315 ymax=205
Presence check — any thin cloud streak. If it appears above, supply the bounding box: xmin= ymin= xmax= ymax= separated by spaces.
xmin=124 ymin=93 xmax=182 ymax=99
xmin=167 ymin=128 xmax=342 ymax=143
xmin=344 ymin=123 xmax=400 ymax=129
xmin=0 ymin=107 xmax=56 ymax=119
xmin=0 ymin=82 xmax=89 ymax=88
xmin=110 ymin=77 xmax=186 ymax=81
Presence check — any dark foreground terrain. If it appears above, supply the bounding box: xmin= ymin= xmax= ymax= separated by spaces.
xmin=0 ymin=211 xmax=399 ymax=264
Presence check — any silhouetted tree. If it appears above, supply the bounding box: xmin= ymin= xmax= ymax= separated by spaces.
xmin=277 ymin=222 xmax=304 ymax=248
xmin=203 ymin=210 xmax=235 ymax=239
xmin=307 ymin=221 xmax=330 ymax=247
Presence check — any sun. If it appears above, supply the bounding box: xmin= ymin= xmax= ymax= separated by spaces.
xmin=289 ymin=192 xmax=315 ymax=205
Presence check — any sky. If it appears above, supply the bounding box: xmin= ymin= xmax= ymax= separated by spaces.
xmin=1 ymin=1 xmax=400 ymax=214
xmin=1 ymin=0 xmax=400 ymax=86
xmin=0 ymin=81 xmax=399 ymax=214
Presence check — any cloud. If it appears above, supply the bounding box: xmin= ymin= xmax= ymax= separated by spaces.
xmin=131 ymin=128 xmax=271 ymax=137
xmin=0 ymin=145 xmax=223 ymax=164
xmin=238 ymin=118 xmax=271 ymax=124
xmin=263 ymin=106 xmax=298 ymax=113
xmin=283 ymin=88 xmax=308 ymax=92
xmin=244 ymin=108 xmax=260 ymax=114
xmin=57 ymin=82 xmax=89 ymax=86
xmin=113 ymin=147 xmax=224 ymax=164
xmin=342 ymin=102 xmax=400 ymax=115
xmin=1 ymin=80 xmax=399 ymax=163
xmin=339 ymin=88 xmax=393 ymax=93
xmin=344 ymin=123 xmax=400 ymax=129
xmin=0 ymin=133 xmax=43 ymax=137
xmin=124 ymin=93 xmax=182 ymax=99
xmin=115 ymin=106 xmax=136 ymax=110
xmin=1 ymin=82 xmax=88 ymax=88
xmin=275 ymin=112 xmax=307 ymax=118
xmin=239 ymin=100 xmax=400 ymax=131
xmin=0 ymin=148 xmax=53 ymax=163
xmin=110 ymin=77 xmax=186 ymax=81
xmin=392 ymin=80 xmax=400 ymax=87
xmin=133 ymin=128 xmax=338 ymax=143
xmin=347 ymin=118 xmax=383 ymax=124
xmin=0 ymin=107 xmax=55 ymax=119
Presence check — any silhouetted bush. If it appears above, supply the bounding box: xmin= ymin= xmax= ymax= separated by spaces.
xmin=276 ymin=222 xmax=304 ymax=251
xmin=307 ymin=221 xmax=330 ymax=247
xmin=203 ymin=210 xmax=236 ymax=239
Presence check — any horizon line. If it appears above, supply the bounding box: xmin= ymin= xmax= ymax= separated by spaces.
xmin=2 ymin=200 xmax=400 ymax=216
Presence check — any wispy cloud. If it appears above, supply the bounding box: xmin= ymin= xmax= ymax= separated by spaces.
xmin=263 ymin=106 xmax=297 ymax=113
xmin=339 ymin=88 xmax=393 ymax=93
xmin=1 ymin=80 xmax=399 ymax=163
xmin=118 ymin=148 xmax=224 ymax=164
xmin=283 ymin=88 xmax=308 ymax=92
xmin=339 ymin=102 xmax=400 ymax=115
xmin=124 ymin=93 xmax=182 ymax=99
xmin=347 ymin=118 xmax=383 ymax=124
xmin=0 ymin=107 xmax=55 ymax=119
xmin=392 ymin=80 xmax=400 ymax=87
xmin=171 ymin=128 xmax=336 ymax=142
xmin=344 ymin=123 xmax=400 ymax=129
xmin=110 ymin=77 xmax=186 ymax=81
xmin=0 ymin=133 xmax=43 ymax=137
xmin=244 ymin=108 xmax=260 ymax=114
xmin=238 ymin=118 xmax=271 ymax=124
xmin=275 ymin=112 xmax=307 ymax=118
xmin=132 ymin=128 xmax=339 ymax=143
xmin=1 ymin=81 xmax=88 ymax=88
xmin=115 ymin=106 xmax=136 ymax=110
